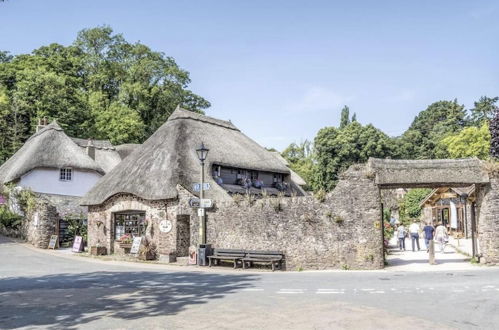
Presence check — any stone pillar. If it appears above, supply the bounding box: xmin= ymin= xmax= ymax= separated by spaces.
xmin=477 ymin=178 xmax=499 ymax=264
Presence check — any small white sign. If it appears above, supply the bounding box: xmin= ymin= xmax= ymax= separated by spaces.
xmin=198 ymin=208 xmax=205 ymax=217
xmin=159 ymin=220 xmax=173 ymax=233
xmin=130 ymin=237 xmax=142 ymax=254
xmin=200 ymin=199 xmax=213 ymax=208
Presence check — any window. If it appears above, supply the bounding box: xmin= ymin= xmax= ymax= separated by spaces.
xmin=59 ymin=168 xmax=72 ymax=181
xmin=114 ymin=212 xmax=146 ymax=240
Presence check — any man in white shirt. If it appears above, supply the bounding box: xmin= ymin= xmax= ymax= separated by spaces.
xmin=409 ymin=220 xmax=421 ymax=252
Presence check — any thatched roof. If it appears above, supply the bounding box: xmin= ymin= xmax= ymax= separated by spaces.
xmin=419 ymin=185 xmax=476 ymax=208
xmin=368 ymin=158 xmax=489 ymax=188
xmin=81 ymin=107 xmax=292 ymax=205
xmin=115 ymin=144 xmax=141 ymax=159
xmin=0 ymin=121 xmax=105 ymax=185
xmin=271 ymin=152 xmax=307 ymax=186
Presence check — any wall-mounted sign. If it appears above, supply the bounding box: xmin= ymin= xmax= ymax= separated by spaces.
xmin=33 ymin=212 xmax=40 ymax=226
xmin=197 ymin=208 xmax=205 ymax=217
xmin=130 ymin=237 xmax=142 ymax=255
xmin=189 ymin=198 xmax=200 ymax=208
xmin=193 ymin=183 xmax=211 ymax=192
xmin=159 ymin=220 xmax=173 ymax=233
xmin=72 ymin=236 xmax=83 ymax=253
xmin=48 ymin=235 xmax=58 ymax=249
xmin=200 ymin=199 xmax=213 ymax=208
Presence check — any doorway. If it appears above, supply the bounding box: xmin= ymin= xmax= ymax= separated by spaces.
xmin=176 ymin=215 xmax=191 ymax=257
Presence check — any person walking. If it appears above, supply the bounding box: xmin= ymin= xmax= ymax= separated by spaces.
xmin=409 ymin=220 xmax=420 ymax=252
xmin=423 ymin=222 xmax=435 ymax=252
xmin=397 ymin=224 xmax=406 ymax=251
xmin=435 ymin=222 xmax=448 ymax=253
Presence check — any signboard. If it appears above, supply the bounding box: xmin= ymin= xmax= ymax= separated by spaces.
xmin=48 ymin=235 xmax=58 ymax=249
xmin=130 ymin=236 xmax=142 ymax=254
xmin=193 ymin=183 xmax=211 ymax=192
xmin=189 ymin=198 xmax=212 ymax=208
xmin=197 ymin=208 xmax=205 ymax=217
xmin=72 ymin=236 xmax=83 ymax=253
xmin=200 ymin=199 xmax=212 ymax=208
xmin=189 ymin=198 xmax=200 ymax=208
xmin=159 ymin=220 xmax=173 ymax=233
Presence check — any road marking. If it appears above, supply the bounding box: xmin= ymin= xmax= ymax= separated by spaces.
xmin=361 ymin=288 xmax=375 ymax=291
xmin=241 ymin=288 xmax=264 ymax=292
xmin=317 ymin=289 xmax=345 ymax=294
xmin=483 ymin=285 xmax=495 ymax=289
xmin=369 ymin=290 xmax=385 ymax=294
xmin=278 ymin=289 xmax=304 ymax=294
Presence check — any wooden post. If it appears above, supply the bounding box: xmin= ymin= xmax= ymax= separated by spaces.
xmin=429 ymin=240 xmax=436 ymax=265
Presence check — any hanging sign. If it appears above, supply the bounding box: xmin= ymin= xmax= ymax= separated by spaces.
xmin=72 ymin=236 xmax=83 ymax=253
xmin=193 ymin=183 xmax=211 ymax=192
xmin=130 ymin=236 xmax=142 ymax=254
xmin=159 ymin=220 xmax=173 ymax=233
xmin=48 ymin=235 xmax=58 ymax=249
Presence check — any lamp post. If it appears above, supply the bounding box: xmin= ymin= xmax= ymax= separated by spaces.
xmin=196 ymin=142 xmax=209 ymax=246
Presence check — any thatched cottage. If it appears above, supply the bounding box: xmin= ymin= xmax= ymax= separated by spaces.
xmin=81 ymin=107 xmax=306 ymax=259
xmin=0 ymin=120 xmax=138 ymax=247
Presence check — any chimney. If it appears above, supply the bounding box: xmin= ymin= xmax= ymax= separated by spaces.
xmin=36 ymin=117 xmax=48 ymax=132
xmin=86 ymin=139 xmax=95 ymax=160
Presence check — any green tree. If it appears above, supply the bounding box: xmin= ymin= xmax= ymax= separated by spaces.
xmin=0 ymin=26 xmax=210 ymax=165
xmin=439 ymin=123 xmax=490 ymax=159
xmin=469 ymin=96 xmax=499 ymax=125
xmin=313 ymin=122 xmax=393 ymax=191
xmin=399 ymin=188 xmax=431 ymax=224
xmin=397 ymin=100 xmax=467 ymax=159
xmin=281 ymin=140 xmax=314 ymax=189
xmin=340 ymin=105 xmax=350 ymax=129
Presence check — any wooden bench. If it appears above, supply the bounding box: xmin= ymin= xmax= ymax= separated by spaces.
xmin=242 ymin=250 xmax=284 ymax=271
xmin=208 ymin=249 xmax=246 ymax=269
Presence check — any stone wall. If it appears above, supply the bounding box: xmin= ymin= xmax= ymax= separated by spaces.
xmin=477 ymin=178 xmax=499 ymax=264
xmin=25 ymin=199 xmax=58 ymax=248
xmin=188 ymin=165 xmax=383 ymax=270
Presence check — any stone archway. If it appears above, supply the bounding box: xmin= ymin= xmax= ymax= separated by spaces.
xmin=365 ymin=158 xmax=497 ymax=264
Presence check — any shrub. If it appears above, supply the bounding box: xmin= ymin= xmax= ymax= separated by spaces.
xmin=0 ymin=206 xmax=23 ymax=229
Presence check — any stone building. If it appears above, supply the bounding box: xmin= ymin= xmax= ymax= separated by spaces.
xmin=82 ymin=108 xmax=499 ymax=269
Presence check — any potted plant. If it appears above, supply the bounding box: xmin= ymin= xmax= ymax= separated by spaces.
xmin=138 ymin=238 xmax=157 ymax=261
xmin=90 ymin=241 xmax=107 ymax=256
xmin=118 ymin=234 xmax=133 ymax=249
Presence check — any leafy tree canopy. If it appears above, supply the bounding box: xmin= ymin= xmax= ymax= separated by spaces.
xmin=0 ymin=26 xmax=210 ymax=164
xmin=440 ymin=123 xmax=491 ymax=160
xmin=313 ymin=121 xmax=394 ymax=191
xmin=397 ymin=100 xmax=467 ymax=159
xmin=399 ymin=188 xmax=432 ymax=224
xmin=281 ymin=140 xmax=314 ymax=190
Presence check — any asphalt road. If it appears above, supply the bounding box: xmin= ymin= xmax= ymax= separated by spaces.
xmin=1 ymin=235 xmax=499 ymax=330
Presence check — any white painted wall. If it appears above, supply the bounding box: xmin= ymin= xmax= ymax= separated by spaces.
xmin=19 ymin=168 xmax=102 ymax=197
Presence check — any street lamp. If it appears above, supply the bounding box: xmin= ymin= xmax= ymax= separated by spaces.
xmin=196 ymin=142 xmax=209 ymax=246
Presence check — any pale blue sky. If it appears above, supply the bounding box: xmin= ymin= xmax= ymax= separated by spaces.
xmin=1 ymin=1 xmax=498 ymax=150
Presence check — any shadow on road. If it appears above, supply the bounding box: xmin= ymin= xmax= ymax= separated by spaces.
xmin=0 ymin=270 xmax=259 ymax=329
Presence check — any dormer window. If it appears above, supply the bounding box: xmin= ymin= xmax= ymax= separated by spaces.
xmin=60 ymin=168 xmax=72 ymax=181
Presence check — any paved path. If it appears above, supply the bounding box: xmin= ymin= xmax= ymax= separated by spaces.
xmin=386 ymin=236 xmax=476 ymax=272
xmin=1 ymin=235 xmax=499 ymax=329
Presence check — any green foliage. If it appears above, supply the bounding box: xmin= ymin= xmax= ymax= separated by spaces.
xmin=440 ymin=123 xmax=491 ymax=159
xmin=340 ymin=105 xmax=350 ymax=129
xmin=0 ymin=206 xmax=22 ymax=229
xmin=397 ymin=100 xmax=467 ymax=159
xmin=313 ymin=121 xmax=393 ymax=191
xmin=398 ymin=188 xmax=431 ymax=224
xmin=0 ymin=26 xmax=209 ymax=164
xmin=470 ymin=96 xmax=498 ymax=125
xmin=65 ymin=216 xmax=88 ymax=243
xmin=281 ymin=140 xmax=314 ymax=190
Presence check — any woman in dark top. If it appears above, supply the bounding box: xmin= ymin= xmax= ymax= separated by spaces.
xmin=423 ymin=222 xmax=435 ymax=252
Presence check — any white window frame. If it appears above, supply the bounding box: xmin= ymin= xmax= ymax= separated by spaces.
xmin=59 ymin=168 xmax=73 ymax=182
